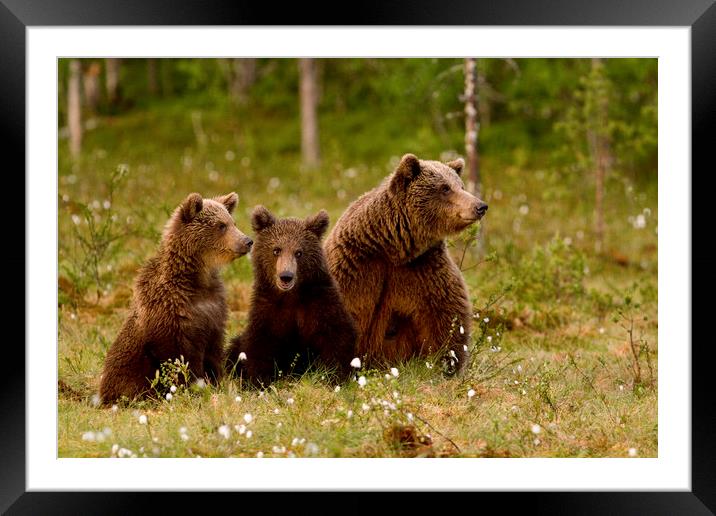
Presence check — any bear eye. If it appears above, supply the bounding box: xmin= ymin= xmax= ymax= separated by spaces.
xmin=295 ymin=250 xmax=303 ymax=258
xmin=441 ymin=184 xmax=451 ymax=194
xmin=218 ymin=222 xmax=227 ymax=232
xmin=273 ymin=248 xmax=281 ymax=256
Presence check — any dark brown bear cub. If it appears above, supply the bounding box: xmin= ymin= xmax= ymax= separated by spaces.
xmin=226 ymin=206 xmax=357 ymax=386
xmin=99 ymin=192 xmax=252 ymax=404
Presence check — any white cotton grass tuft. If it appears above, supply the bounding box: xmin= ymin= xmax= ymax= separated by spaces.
xmin=218 ymin=425 xmax=231 ymax=439
xmin=628 ymin=447 xmax=638 ymax=457
xmin=286 ymin=397 xmax=295 ymax=405
xmin=165 ymin=393 xmax=173 ymax=401
xmin=305 ymin=442 xmax=320 ymax=456
xmin=238 ymin=352 xmax=247 ymax=361
xmin=357 ymin=376 xmax=367 ymax=387
xmin=459 ymin=325 xmax=465 ymax=335
xmin=243 ymin=413 xmax=253 ymax=424
xmin=531 ymin=424 xmax=541 ymax=434
xmin=350 ymin=357 xmax=362 ymax=368
xmin=467 ymin=389 xmax=476 ymax=399
xmin=170 ymin=385 xmax=177 ymax=393
xmin=334 ymin=385 xmax=341 ymax=393
xmin=235 ymin=396 xmax=242 ymax=403
xmin=138 ymin=414 xmax=148 ymax=425
xmin=390 ymin=367 xmax=399 ymax=378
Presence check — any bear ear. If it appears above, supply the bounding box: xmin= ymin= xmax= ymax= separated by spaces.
xmin=180 ymin=193 xmax=203 ymax=223
xmin=215 ymin=192 xmax=239 ymax=214
xmin=446 ymin=158 xmax=465 ymax=176
xmin=305 ymin=209 xmax=330 ymax=239
xmin=252 ymin=205 xmax=276 ymax=232
xmin=390 ymin=153 xmax=421 ymax=194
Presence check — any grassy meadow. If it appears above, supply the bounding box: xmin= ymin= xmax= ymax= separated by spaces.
xmin=58 ymin=59 xmax=657 ymax=458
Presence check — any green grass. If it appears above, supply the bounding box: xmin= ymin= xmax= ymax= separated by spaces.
xmin=58 ymin=95 xmax=658 ymax=458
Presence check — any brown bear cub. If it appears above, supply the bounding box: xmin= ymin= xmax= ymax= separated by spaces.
xmin=324 ymin=154 xmax=488 ymax=375
xmin=226 ymin=206 xmax=357 ymax=386
xmin=99 ymin=192 xmax=253 ymax=404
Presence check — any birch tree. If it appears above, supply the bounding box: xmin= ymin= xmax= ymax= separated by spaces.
xmin=68 ymin=59 xmax=82 ymax=159
xmin=299 ymin=58 xmax=320 ymax=169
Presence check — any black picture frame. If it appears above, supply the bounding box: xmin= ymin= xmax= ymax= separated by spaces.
xmin=3 ymin=0 xmax=713 ymax=513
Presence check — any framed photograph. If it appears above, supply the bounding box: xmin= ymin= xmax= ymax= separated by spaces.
xmin=5 ymin=0 xmax=713 ymax=512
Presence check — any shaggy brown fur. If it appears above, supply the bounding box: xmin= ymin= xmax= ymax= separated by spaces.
xmin=324 ymin=154 xmax=488 ymax=374
xmin=99 ymin=192 xmax=252 ymax=404
xmin=226 ymin=206 xmax=357 ymax=386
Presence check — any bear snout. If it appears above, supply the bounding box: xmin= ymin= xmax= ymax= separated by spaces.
xmin=277 ymin=270 xmax=296 ymax=291
xmin=474 ymin=201 xmax=488 ymax=219
xmin=236 ymin=236 xmax=253 ymax=255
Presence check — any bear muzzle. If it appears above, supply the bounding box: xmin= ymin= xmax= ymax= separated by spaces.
xmin=276 ymin=270 xmax=296 ymax=291
xmin=234 ymin=236 xmax=253 ymax=257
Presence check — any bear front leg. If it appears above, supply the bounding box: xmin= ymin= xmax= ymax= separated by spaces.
xmin=226 ymin=330 xmax=276 ymax=387
xmin=202 ymin=328 xmax=225 ymax=385
xmin=394 ymin=251 xmax=472 ymax=375
xmin=305 ymin=293 xmax=358 ymax=380
xmin=331 ymin=262 xmax=388 ymax=364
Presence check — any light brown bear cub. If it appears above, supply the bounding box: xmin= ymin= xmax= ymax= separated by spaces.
xmin=324 ymin=154 xmax=488 ymax=374
xmin=99 ymin=192 xmax=252 ymax=404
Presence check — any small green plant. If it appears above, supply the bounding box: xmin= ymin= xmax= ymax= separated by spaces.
xmin=149 ymin=355 xmax=191 ymax=400
xmin=462 ymin=287 xmax=521 ymax=386
xmin=60 ymin=164 xmax=132 ymax=305
xmin=511 ymin=236 xmax=587 ymax=306
xmin=614 ymin=294 xmax=655 ymax=395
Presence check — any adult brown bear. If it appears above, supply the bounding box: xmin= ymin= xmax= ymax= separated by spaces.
xmin=324 ymin=154 xmax=488 ymax=374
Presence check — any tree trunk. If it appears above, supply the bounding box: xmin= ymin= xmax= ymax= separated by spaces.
xmin=82 ymin=60 xmax=101 ymax=112
xmin=147 ymin=58 xmax=158 ymax=96
xmin=68 ymin=59 xmax=82 ymax=159
xmin=228 ymin=58 xmax=256 ymax=105
xmin=299 ymin=58 xmax=320 ymax=169
xmin=160 ymin=59 xmax=173 ymax=97
xmin=588 ymin=58 xmax=610 ymax=253
xmin=464 ymin=58 xmax=485 ymax=257
xmin=463 ymin=58 xmax=481 ymax=196
xmin=105 ymin=58 xmax=121 ymax=105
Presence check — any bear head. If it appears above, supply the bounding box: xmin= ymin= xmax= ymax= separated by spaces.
xmin=389 ymin=153 xmax=488 ymax=241
xmin=250 ymin=205 xmax=330 ymax=293
xmin=163 ymin=192 xmax=253 ymax=268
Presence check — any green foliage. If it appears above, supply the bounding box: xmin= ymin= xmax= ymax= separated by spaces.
xmin=555 ymin=58 xmax=657 ymax=182
xmin=510 ymin=236 xmax=587 ymax=306
xmin=59 ymin=164 xmax=132 ymax=305
xmin=149 ymin=356 xmax=191 ymax=400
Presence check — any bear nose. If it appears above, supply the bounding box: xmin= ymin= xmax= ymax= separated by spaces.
xmin=244 ymin=237 xmax=253 ymax=249
xmin=279 ymin=271 xmax=294 ymax=284
xmin=475 ymin=202 xmax=488 ymax=217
